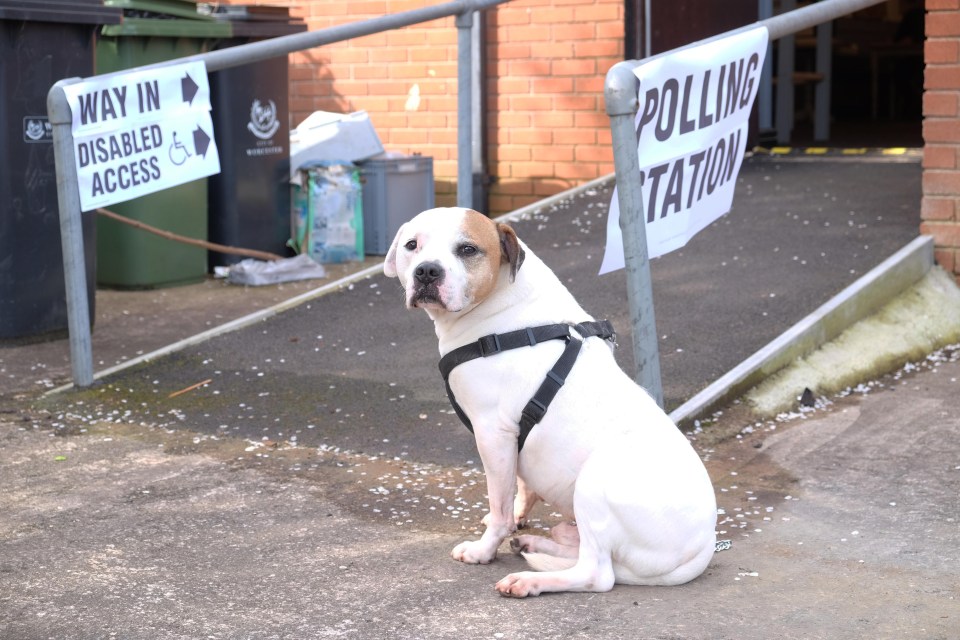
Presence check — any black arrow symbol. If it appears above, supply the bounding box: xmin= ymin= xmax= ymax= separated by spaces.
xmin=181 ymin=73 xmax=199 ymax=105
xmin=192 ymin=125 xmax=211 ymax=158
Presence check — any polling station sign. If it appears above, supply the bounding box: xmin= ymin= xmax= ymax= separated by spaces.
xmin=600 ymin=27 xmax=769 ymax=274
xmin=62 ymin=60 xmax=220 ymax=212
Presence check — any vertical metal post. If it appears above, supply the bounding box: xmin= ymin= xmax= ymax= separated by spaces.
xmin=456 ymin=10 xmax=474 ymax=209
xmin=776 ymin=0 xmax=797 ymax=144
xmin=605 ymin=62 xmax=664 ymax=407
xmin=470 ymin=11 xmax=486 ymax=212
xmin=814 ymin=19 xmax=832 ymax=141
xmin=47 ymin=79 xmax=94 ymax=388
xmin=757 ymin=0 xmax=774 ymax=132
xmin=643 ymin=0 xmax=652 ymax=58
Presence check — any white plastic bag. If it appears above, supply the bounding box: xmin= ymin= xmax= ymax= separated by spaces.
xmin=219 ymin=254 xmax=326 ymax=286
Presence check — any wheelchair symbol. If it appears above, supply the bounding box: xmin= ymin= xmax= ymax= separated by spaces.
xmin=169 ymin=132 xmax=192 ymax=166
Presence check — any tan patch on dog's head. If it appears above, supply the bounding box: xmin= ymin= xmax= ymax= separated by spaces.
xmin=459 ymin=210 xmax=525 ymax=303
xmin=460 ymin=209 xmax=504 ymax=303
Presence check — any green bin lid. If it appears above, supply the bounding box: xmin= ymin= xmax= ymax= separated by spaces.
xmin=101 ymin=16 xmax=231 ymax=38
xmin=104 ymin=0 xmax=213 ymax=21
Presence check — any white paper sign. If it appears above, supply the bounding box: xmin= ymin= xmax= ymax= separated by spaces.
xmin=600 ymin=27 xmax=769 ymax=274
xmin=62 ymin=60 xmax=220 ymax=211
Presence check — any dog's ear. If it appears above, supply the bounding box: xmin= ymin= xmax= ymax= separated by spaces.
xmin=383 ymin=223 xmax=406 ymax=278
xmin=497 ymin=223 xmax=525 ymax=283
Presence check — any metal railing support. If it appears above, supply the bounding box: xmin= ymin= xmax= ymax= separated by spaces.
xmin=605 ymin=0 xmax=887 ymax=403
xmin=456 ymin=10 xmax=474 ymax=208
xmin=470 ymin=13 xmax=486 ymax=211
xmin=757 ymin=0 xmax=774 ymax=133
xmin=48 ymin=78 xmax=94 ymax=388
xmin=814 ymin=19 xmax=833 ymax=141
xmin=605 ymin=62 xmax=663 ymax=407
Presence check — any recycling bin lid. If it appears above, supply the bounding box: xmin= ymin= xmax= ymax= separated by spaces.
xmin=0 ymin=0 xmax=122 ymax=24
xmin=100 ymin=15 xmax=231 ymax=37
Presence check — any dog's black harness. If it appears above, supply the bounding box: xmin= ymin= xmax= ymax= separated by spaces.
xmin=438 ymin=320 xmax=616 ymax=451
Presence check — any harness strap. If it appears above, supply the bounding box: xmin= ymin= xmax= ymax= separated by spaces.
xmin=438 ymin=320 xmax=615 ymax=451
xmin=517 ymin=334 xmax=582 ymax=451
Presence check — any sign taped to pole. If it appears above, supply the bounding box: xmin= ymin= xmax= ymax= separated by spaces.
xmin=62 ymin=60 xmax=220 ymax=212
xmin=600 ymin=27 xmax=769 ymax=274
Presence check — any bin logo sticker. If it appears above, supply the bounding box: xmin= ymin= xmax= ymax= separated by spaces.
xmin=61 ymin=60 xmax=220 ymax=212
xmin=23 ymin=117 xmax=52 ymax=143
xmin=248 ymin=99 xmax=280 ymax=140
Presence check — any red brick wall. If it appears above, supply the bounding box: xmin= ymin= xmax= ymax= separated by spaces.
xmin=287 ymin=0 xmax=622 ymax=212
xmin=922 ymin=0 xmax=960 ymax=281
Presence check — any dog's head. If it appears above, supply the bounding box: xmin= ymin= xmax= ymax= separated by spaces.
xmin=383 ymin=207 xmax=525 ymax=314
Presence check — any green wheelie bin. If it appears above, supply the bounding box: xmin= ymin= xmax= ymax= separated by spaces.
xmin=94 ymin=0 xmax=229 ymax=288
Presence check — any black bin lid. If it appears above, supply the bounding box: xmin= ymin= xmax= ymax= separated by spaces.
xmin=0 ymin=0 xmax=122 ymax=24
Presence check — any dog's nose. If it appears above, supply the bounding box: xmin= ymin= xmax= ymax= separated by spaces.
xmin=414 ymin=261 xmax=444 ymax=285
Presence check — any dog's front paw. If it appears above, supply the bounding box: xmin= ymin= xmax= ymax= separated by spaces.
xmin=495 ymin=572 xmax=541 ymax=598
xmin=451 ymin=539 xmax=496 ymax=565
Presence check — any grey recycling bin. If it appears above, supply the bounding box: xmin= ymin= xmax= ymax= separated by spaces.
xmin=0 ymin=0 xmax=121 ymax=342
xmin=358 ymin=153 xmax=435 ymax=255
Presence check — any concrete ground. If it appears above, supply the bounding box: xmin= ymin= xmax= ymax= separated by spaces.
xmin=2 ymin=353 xmax=957 ymax=639
xmin=1 ymin=154 xmax=957 ymax=638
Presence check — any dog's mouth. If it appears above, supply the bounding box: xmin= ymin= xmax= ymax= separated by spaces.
xmin=409 ymin=285 xmax=445 ymax=309
xmin=409 ymin=285 xmax=468 ymax=313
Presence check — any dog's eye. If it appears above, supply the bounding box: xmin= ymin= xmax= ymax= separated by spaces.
xmin=457 ymin=244 xmax=479 ymax=258
xmin=404 ymin=239 xmax=417 ymax=251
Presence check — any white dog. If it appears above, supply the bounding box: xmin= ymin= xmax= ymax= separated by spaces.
xmin=383 ymin=207 xmax=717 ymax=598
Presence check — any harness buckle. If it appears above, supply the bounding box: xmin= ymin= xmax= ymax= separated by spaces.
xmin=478 ymin=333 xmax=502 ymax=356
xmin=520 ymin=398 xmax=548 ymax=429
xmin=575 ymin=321 xmax=617 ymax=348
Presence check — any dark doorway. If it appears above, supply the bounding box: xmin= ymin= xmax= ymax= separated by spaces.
xmin=797 ymin=0 xmax=923 ymax=146
xmin=623 ymin=0 xmax=923 ymax=148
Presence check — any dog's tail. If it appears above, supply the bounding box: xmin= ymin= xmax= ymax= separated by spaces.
xmin=521 ymin=551 xmax=578 ymax=572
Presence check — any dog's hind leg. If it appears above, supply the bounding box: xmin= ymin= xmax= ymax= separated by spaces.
xmin=482 ymin=475 xmax=539 ymax=529
xmin=510 ymin=521 xmax=579 ymax=557
xmin=495 ymin=545 xmax=614 ymax=598
xmin=497 ymin=504 xmax=614 ymax=597
xmin=513 ymin=476 xmax=540 ymax=528
xmin=510 ymin=536 xmax=577 ymax=562
xmin=495 ymin=455 xmax=621 ymax=597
